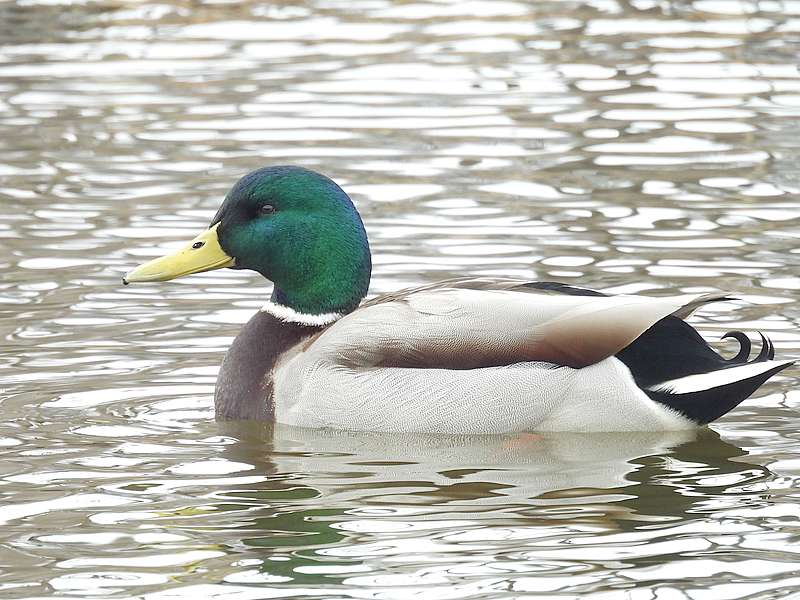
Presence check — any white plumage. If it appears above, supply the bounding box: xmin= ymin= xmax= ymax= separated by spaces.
xmin=649 ymin=359 xmax=793 ymax=395
xmin=274 ymin=355 xmax=694 ymax=433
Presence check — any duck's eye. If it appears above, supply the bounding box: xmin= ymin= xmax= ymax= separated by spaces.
xmin=259 ymin=204 xmax=276 ymax=216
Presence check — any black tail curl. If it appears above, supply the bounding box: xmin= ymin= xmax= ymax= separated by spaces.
xmin=722 ymin=331 xmax=774 ymax=364
xmin=722 ymin=331 xmax=751 ymax=363
xmin=759 ymin=332 xmax=776 ymax=361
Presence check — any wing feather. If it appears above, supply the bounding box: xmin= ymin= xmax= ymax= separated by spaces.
xmin=305 ymin=282 xmax=731 ymax=370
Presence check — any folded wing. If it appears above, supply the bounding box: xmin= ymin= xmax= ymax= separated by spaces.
xmin=306 ymin=279 xmax=730 ymax=370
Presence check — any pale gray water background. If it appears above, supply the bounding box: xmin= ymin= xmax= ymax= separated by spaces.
xmin=2 ymin=0 xmax=800 ymax=598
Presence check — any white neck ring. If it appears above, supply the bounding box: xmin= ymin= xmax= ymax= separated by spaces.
xmin=260 ymin=301 xmax=343 ymax=326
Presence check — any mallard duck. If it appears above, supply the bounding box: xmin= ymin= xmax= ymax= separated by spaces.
xmin=123 ymin=166 xmax=793 ymax=433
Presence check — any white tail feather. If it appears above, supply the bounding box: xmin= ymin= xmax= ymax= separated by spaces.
xmin=648 ymin=360 xmax=793 ymax=395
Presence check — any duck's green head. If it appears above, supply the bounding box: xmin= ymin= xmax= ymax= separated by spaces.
xmin=124 ymin=166 xmax=372 ymax=316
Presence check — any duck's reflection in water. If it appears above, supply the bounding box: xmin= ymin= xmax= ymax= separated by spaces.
xmin=215 ymin=422 xmax=770 ymax=525
xmin=200 ymin=423 xmax=775 ymax=587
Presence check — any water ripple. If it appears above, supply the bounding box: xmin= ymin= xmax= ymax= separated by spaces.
xmin=1 ymin=0 xmax=799 ymax=598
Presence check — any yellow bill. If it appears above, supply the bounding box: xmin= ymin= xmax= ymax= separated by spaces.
xmin=123 ymin=223 xmax=235 ymax=284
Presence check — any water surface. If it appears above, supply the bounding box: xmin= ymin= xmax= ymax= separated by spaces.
xmin=1 ymin=0 xmax=800 ymax=597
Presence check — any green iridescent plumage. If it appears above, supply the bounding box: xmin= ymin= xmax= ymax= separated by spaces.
xmin=213 ymin=166 xmax=371 ymax=315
